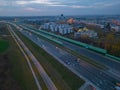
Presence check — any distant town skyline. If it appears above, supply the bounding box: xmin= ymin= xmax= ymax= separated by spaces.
xmin=0 ymin=0 xmax=120 ymax=16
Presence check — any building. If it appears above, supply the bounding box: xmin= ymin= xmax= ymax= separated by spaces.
xmin=40 ymin=22 xmax=73 ymax=35
xmin=112 ymin=25 xmax=120 ymax=32
xmin=74 ymin=28 xmax=98 ymax=38
xmin=67 ymin=18 xmax=74 ymax=24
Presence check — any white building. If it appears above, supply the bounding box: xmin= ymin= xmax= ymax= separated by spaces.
xmin=41 ymin=22 xmax=73 ymax=35
xmin=74 ymin=30 xmax=98 ymax=38
xmin=112 ymin=26 xmax=120 ymax=32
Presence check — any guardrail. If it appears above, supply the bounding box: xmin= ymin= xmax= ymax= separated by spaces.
xmin=23 ymin=24 xmax=107 ymax=54
xmin=21 ymin=25 xmax=63 ymax=45
xmin=106 ymin=54 xmax=120 ymax=62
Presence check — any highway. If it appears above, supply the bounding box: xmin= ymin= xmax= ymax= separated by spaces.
xmin=25 ymin=25 xmax=120 ymax=73
xmin=8 ymin=24 xmax=57 ymax=90
xmin=14 ymin=24 xmax=120 ymax=90
xmin=61 ymin=40 xmax=120 ymax=70
xmin=60 ymin=39 xmax=120 ymax=79
xmin=22 ymin=25 xmax=120 ymax=78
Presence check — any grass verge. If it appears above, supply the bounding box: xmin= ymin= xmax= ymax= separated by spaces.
xmin=0 ymin=39 xmax=9 ymax=53
xmin=13 ymin=25 xmax=85 ymax=90
xmin=6 ymin=25 xmax=38 ymax=90
xmin=28 ymin=56 xmax=48 ymax=90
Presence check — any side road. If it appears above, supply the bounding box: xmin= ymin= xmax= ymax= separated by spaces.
xmin=7 ymin=25 xmax=42 ymax=90
xmin=8 ymin=25 xmax=57 ymax=90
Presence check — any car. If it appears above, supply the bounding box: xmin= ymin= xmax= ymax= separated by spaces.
xmin=67 ymin=62 xmax=70 ymax=65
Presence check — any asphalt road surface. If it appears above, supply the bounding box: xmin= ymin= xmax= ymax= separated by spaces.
xmin=17 ymin=24 xmax=120 ymax=90
xmin=8 ymin=24 xmax=57 ymax=90
xmin=24 ymin=25 xmax=120 ymax=79
xmin=8 ymin=25 xmax=42 ymax=90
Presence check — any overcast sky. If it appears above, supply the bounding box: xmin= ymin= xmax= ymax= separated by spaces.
xmin=0 ymin=0 xmax=120 ymax=16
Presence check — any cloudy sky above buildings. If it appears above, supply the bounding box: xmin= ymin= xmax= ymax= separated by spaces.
xmin=0 ymin=0 xmax=120 ymax=16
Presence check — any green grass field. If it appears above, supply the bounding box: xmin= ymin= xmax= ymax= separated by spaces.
xmin=8 ymin=37 xmax=38 ymax=90
xmin=13 ymin=25 xmax=85 ymax=90
xmin=0 ymin=23 xmax=10 ymax=35
xmin=0 ymin=39 xmax=9 ymax=53
xmin=0 ymin=24 xmax=38 ymax=90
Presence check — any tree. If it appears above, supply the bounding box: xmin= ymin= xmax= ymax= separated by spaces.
xmin=104 ymin=33 xmax=114 ymax=50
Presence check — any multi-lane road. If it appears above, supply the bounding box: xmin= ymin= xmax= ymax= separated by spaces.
xmin=12 ymin=23 xmax=120 ymax=90
xmin=30 ymin=25 xmax=120 ymax=72
xmin=23 ymin=25 xmax=120 ymax=78
xmin=8 ymin=24 xmax=57 ymax=90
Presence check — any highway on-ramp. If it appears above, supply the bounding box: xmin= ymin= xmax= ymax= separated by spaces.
xmin=8 ymin=24 xmax=57 ymax=90
xmin=7 ymin=25 xmax=42 ymax=90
